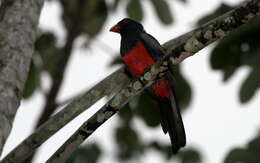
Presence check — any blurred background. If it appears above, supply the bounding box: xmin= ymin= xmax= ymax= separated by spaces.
xmin=1 ymin=0 xmax=260 ymax=162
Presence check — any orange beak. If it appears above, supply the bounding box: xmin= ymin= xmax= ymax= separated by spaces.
xmin=109 ymin=25 xmax=121 ymax=33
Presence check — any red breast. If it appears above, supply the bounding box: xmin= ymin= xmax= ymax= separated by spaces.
xmin=122 ymin=41 xmax=155 ymax=76
xmin=122 ymin=41 xmax=170 ymax=99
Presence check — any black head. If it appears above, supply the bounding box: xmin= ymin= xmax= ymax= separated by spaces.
xmin=110 ymin=18 xmax=144 ymax=34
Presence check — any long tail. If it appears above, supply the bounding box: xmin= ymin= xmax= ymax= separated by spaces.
xmin=151 ymin=72 xmax=186 ymax=153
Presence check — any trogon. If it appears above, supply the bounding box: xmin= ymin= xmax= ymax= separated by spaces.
xmin=110 ymin=18 xmax=186 ymax=153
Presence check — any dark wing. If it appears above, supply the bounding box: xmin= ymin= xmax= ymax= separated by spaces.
xmin=140 ymin=31 xmax=165 ymax=60
xmin=141 ymin=31 xmax=186 ymax=152
xmin=140 ymin=32 xmax=169 ymax=133
xmin=156 ymin=72 xmax=186 ymax=153
xmin=166 ymin=71 xmax=186 ymax=149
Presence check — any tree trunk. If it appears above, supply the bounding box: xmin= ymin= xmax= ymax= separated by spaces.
xmin=0 ymin=0 xmax=44 ymax=155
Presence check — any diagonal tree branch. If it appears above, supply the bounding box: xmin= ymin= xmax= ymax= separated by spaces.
xmin=46 ymin=0 xmax=260 ymax=162
xmin=1 ymin=0 xmax=259 ymax=162
xmin=0 ymin=0 xmax=44 ymax=156
xmin=0 ymin=68 xmax=129 ymax=163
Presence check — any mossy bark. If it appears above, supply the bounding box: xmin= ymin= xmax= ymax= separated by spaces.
xmin=0 ymin=0 xmax=44 ymax=155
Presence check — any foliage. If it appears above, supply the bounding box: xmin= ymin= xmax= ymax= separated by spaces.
xmin=198 ymin=4 xmax=260 ymax=103
xmin=60 ymin=0 xmax=108 ymax=37
xmin=34 ymin=32 xmax=61 ymax=75
xmin=66 ymin=143 xmax=102 ymax=163
xmin=224 ymin=134 xmax=260 ymax=163
xmin=115 ymin=122 xmax=144 ymax=160
xmin=22 ymin=62 xmax=40 ymax=98
xmin=178 ymin=148 xmax=202 ymax=163
xmin=126 ymin=0 xmax=144 ymax=22
xmin=150 ymin=0 xmax=174 ymax=24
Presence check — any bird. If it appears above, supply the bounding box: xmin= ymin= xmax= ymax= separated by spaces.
xmin=110 ymin=18 xmax=186 ymax=153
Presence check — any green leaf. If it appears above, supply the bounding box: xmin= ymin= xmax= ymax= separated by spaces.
xmin=134 ymin=93 xmax=161 ymax=128
xmin=224 ymin=135 xmax=260 ymax=163
xmin=126 ymin=0 xmax=143 ymax=22
xmin=34 ymin=32 xmax=61 ymax=75
xmin=118 ymin=104 xmax=134 ymax=124
xmin=178 ymin=148 xmax=202 ymax=163
xmin=243 ymin=46 xmax=260 ymax=67
xmin=239 ymin=69 xmax=260 ymax=103
xmin=148 ymin=141 xmax=173 ymax=160
xmin=66 ymin=143 xmax=102 ymax=163
xmin=248 ymin=136 xmax=260 ymax=152
xmin=222 ymin=66 xmax=236 ymax=82
xmin=115 ymin=124 xmax=143 ymax=160
xmin=80 ymin=0 xmax=108 ymax=37
xmin=224 ymin=148 xmax=254 ymax=163
xmin=60 ymin=0 xmax=108 ymax=37
xmin=22 ymin=62 xmax=39 ymax=99
xmin=34 ymin=32 xmax=56 ymax=51
xmin=150 ymin=0 xmax=173 ymax=25
xmin=224 ymin=148 xmax=260 ymax=163
xmin=170 ymin=65 xmax=192 ymax=109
